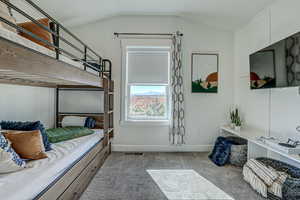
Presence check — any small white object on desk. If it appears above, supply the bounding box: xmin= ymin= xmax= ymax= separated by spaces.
xmin=263 ymin=139 xmax=300 ymax=155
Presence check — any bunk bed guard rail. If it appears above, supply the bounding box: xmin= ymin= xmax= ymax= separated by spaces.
xmin=0 ymin=0 xmax=112 ymax=79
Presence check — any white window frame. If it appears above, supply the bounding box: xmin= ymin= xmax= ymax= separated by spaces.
xmin=120 ymin=39 xmax=172 ymax=126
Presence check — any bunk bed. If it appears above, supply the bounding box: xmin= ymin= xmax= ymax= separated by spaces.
xmin=0 ymin=0 xmax=114 ymax=199
xmin=0 ymin=0 xmax=112 ymax=88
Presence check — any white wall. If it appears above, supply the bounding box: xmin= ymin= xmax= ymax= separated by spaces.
xmin=0 ymin=84 xmax=55 ymax=128
xmin=0 ymin=85 xmax=102 ymax=129
xmin=234 ymin=0 xmax=300 ymax=141
xmin=69 ymin=16 xmax=235 ymax=151
xmin=59 ymin=91 xmax=103 ymax=113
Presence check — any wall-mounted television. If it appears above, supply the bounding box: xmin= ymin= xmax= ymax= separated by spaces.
xmin=249 ymin=32 xmax=300 ymax=89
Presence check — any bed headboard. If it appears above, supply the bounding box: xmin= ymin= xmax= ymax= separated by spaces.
xmin=57 ymin=114 xmax=104 ymax=129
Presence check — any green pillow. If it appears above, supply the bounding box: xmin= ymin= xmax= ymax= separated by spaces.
xmin=46 ymin=127 xmax=94 ymax=143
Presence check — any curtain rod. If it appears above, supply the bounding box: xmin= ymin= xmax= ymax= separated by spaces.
xmin=113 ymin=32 xmax=183 ymax=37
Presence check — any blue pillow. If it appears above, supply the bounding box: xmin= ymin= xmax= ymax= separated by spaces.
xmin=0 ymin=121 xmax=52 ymax=151
xmin=208 ymin=137 xmax=233 ymax=166
xmin=84 ymin=117 xmax=96 ymax=129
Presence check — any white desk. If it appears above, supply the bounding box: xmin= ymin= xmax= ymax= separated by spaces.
xmin=220 ymin=125 xmax=300 ymax=168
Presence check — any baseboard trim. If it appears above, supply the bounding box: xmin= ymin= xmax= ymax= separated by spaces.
xmin=112 ymin=144 xmax=213 ymax=152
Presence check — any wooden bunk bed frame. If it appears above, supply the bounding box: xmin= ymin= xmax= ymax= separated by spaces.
xmin=34 ymin=79 xmax=114 ymax=200
xmin=35 ymin=79 xmax=114 ymax=200
xmin=0 ymin=0 xmax=112 ymax=88
xmin=0 ymin=1 xmax=114 ymax=199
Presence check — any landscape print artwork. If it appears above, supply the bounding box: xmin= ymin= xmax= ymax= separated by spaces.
xmin=192 ymin=53 xmax=219 ymax=93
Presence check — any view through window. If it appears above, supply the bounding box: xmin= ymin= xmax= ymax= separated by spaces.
xmin=128 ymin=85 xmax=168 ymax=120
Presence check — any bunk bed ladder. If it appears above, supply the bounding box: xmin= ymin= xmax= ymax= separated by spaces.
xmin=102 ymin=59 xmax=112 ymax=79
xmin=103 ymin=78 xmax=114 ymax=152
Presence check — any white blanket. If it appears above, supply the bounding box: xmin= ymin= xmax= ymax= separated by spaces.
xmin=0 ymin=129 xmax=103 ymax=200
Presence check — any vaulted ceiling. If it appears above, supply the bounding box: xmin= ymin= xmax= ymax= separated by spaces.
xmin=33 ymin=0 xmax=274 ymax=30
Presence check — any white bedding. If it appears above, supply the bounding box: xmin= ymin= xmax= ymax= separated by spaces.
xmin=0 ymin=27 xmax=100 ymax=76
xmin=0 ymin=129 xmax=103 ymax=200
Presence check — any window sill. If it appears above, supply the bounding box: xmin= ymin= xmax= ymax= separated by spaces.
xmin=120 ymin=120 xmax=170 ymax=127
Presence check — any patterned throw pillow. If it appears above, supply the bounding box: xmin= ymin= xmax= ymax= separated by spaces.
xmin=84 ymin=117 xmax=96 ymax=129
xmin=0 ymin=133 xmax=26 ymax=173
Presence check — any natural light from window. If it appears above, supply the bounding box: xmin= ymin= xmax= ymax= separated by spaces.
xmin=147 ymin=169 xmax=233 ymax=200
xmin=128 ymin=85 xmax=168 ymax=120
xmin=123 ymin=43 xmax=171 ymax=122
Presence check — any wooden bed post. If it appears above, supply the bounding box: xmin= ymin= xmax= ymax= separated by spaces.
xmin=56 ymin=87 xmax=59 ymax=128
xmin=103 ymin=78 xmax=109 ymax=147
xmin=108 ymin=79 xmax=114 ymax=153
xmin=103 ymin=78 xmax=114 ymax=152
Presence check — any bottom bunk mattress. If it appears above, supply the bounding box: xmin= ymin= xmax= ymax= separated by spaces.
xmin=0 ymin=129 xmax=104 ymax=200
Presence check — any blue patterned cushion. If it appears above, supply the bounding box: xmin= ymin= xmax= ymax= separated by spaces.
xmin=209 ymin=137 xmax=234 ymax=166
xmin=0 ymin=121 xmax=52 ymax=151
xmin=84 ymin=117 xmax=96 ymax=129
xmin=0 ymin=133 xmax=26 ymax=173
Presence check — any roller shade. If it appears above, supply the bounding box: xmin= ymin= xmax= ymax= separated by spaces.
xmin=127 ymin=48 xmax=170 ymax=84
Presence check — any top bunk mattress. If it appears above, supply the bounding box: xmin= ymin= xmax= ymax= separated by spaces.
xmin=0 ymin=129 xmax=103 ymax=200
xmin=0 ymin=27 xmax=100 ymax=76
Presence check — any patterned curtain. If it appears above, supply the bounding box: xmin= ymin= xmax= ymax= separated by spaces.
xmin=169 ymin=31 xmax=185 ymax=145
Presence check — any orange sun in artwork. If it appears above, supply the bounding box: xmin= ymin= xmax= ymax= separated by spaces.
xmin=206 ymin=72 xmax=218 ymax=82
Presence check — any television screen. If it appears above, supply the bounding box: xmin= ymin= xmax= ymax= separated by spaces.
xmin=250 ymin=32 xmax=300 ymax=89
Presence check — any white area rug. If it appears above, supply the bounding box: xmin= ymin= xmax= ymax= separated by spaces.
xmin=147 ymin=169 xmax=234 ymax=200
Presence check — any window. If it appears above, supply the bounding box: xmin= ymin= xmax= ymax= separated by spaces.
xmin=121 ymin=40 xmax=171 ymax=123
xmin=128 ymin=85 xmax=168 ymax=120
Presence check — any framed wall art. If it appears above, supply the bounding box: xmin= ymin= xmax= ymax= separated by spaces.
xmin=191 ymin=53 xmax=219 ymax=93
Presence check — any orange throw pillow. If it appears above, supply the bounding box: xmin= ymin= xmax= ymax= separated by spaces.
xmin=4 ymin=130 xmax=48 ymax=160
xmin=18 ymin=18 xmax=54 ymax=50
